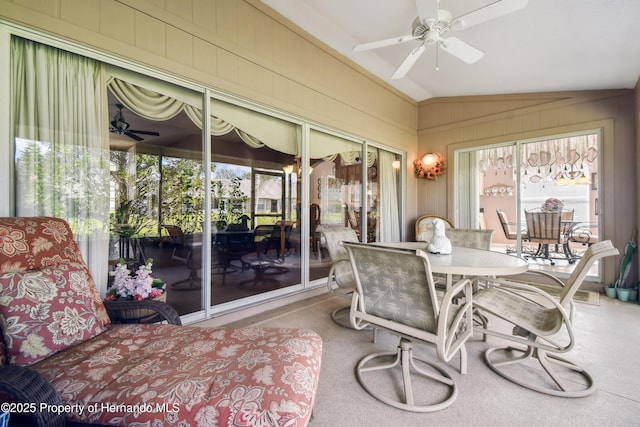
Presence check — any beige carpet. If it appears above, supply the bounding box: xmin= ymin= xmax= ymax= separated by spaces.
xmin=220 ymin=293 xmax=640 ymax=426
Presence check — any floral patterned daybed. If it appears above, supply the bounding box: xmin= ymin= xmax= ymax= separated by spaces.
xmin=0 ymin=217 xmax=322 ymax=427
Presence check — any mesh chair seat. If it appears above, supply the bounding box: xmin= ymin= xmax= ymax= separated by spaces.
xmin=473 ymin=240 xmax=619 ymax=397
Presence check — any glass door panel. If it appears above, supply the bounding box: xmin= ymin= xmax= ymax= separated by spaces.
xmin=368 ymin=147 xmax=402 ymax=243
xmin=309 ymin=130 xmax=362 ymax=281
xmin=456 ymin=132 xmax=601 ymax=279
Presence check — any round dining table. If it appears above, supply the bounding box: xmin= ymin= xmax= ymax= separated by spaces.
xmin=372 ymin=242 xmax=529 ymax=287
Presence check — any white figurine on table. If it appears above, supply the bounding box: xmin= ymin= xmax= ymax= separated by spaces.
xmin=427 ymin=218 xmax=452 ymax=254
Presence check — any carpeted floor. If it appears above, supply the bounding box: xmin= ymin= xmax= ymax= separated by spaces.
xmin=215 ymin=293 xmax=640 ymax=427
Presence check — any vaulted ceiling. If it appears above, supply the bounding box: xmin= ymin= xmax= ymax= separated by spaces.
xmin=261 ymin=0 xmax=640 ymax=101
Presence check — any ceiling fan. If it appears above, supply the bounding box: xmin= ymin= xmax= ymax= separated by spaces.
xmin=353 ymin=0 xmax=528 ymax=79
xmin=109 ymin=103 xmax=160 ymax=141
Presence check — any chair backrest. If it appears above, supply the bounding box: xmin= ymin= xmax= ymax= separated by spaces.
xmin=525 ymin=210 xmax=562 ymax=244
xmin=446 ymin=228 xmax=495 ymax=250
xmin=343 ymin=241 xmax=474 ymax=365
xmin=310 ymin=203 xmax=321 ymax=234
xmin=162 ymin=224 xmax=186 ymax=250
xmin=559 ymin=240 xmax=618 ymax=306
xmin=344 ymin=242 xmax=440 ymax=332
xmin=561 ymin=209 xmax=574 ymax=221
xmin=496 ymin=209 xmax=516 ymax=240
xmin=321 ymin=227 xmax=359 ymax=286
xmin=416 ymin=214 xmax=454 ymax=242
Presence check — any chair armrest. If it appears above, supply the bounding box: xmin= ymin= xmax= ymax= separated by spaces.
xmin=104 ymin=300 xmax=182 ymax=325
xmin=327 ymin=259 xmax=355 ymax=294
xmin=0 ymin=365 xmax=65 ymax=427
xmin=489 ymin=273 xmax=576 ymax=322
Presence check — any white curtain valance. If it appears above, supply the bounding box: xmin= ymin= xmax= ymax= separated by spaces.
xmin=183 ymin=105 xmax=235 ymax=136
xmin=108 ymin=66 xmax=301 ymax=154
xmin=211 ymin=98 xmax=299 ymax=155
xmin=309 ymin=129 xmax=361 ymax=159
xmin=107 ymin=76 xmax=266 ymax=148
xmin=340 ymin=151 xmax=376 ymax=167
xmin=108 ymin=77 xmax=185 ymax=121
xmin=106 ymin=65 xmax=201 ymax=107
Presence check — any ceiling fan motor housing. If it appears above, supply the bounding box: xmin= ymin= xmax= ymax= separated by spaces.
xmin=413 ymin=9 xmax=452 ymax=44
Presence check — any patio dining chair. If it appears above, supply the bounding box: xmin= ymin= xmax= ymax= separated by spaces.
xmin=320 ymin=227 xmax=360 ymax=327
xmin=344 ymin=241 xmax=473 ymax=412
xmin=415 ymin=214 xmax=454 ymax=243
xmin=444 ymin=227 xmax=495 ymax=339
xmin=496 ymin=209 xmax=528 ymax=253
xmin=473 ymin=240 xmax=619 ymax=397
xmin=525 ymin=209 xmax=566 ymax=265
xmin=445 ymin=228 xmax=494 ymax=250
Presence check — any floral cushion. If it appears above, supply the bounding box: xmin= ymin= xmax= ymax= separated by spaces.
xmin=0 ymin=217 xmax=87 ymax=273
xmin=32 ymin=324 xmax=323 ymax=427
xmin=0 ymin=262 xmax=110 ymax=365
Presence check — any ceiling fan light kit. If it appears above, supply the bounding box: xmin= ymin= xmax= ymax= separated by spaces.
xmin=353 ymin=0 xmax=528 ymax=78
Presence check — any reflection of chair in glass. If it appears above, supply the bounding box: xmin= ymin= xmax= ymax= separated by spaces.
xmin=171 ymin=233 xmax=203 ymax=289
xmin=525 ymin=209 xmax=568 ymax=265
xmin=320 ymin=227 xmax=359 ymax=327
xmin=161 ymin=224 xmax=186 ymax=247
xmin=496 ymin=209 xmax=528 ymax=253
xmin=344 ymin=205 xmax=361 ymax=238
xmin=474 ymin=240 xmax=619 ymax=397
xmin=354 ymin=210 xmax=377 ymax=243
xmin=344 ymin=241 xmax=473 ymax=412
xmin=214 ymin=231 xmax=255 ymax=285
xmin=310 ymin=203 xmax=321 ymax=253
xmin=415 ymin=214 xmax=454 ymax=242
xmin=254 ymin=221 xmax=294 ymax=261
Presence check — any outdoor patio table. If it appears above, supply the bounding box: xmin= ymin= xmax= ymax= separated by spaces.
xmin=372 ymin=242 xmax=529 ymax=288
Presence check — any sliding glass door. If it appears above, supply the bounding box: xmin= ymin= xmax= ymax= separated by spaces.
xmin=9 ymin=33 xmax=406 ymax=321
xmin=455 ymin=131 xmax=601 ymax=278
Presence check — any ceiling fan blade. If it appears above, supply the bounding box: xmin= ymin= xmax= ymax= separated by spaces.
xmin=129 ymin=129 xmax=160 ymax=136
xmin=414 ymin=0 xmax=439 ymax=24
xmin=440 ymin=37 xmax=484 ymax=64
xmin=353 ymin=34 xmax=418 ymax=52
xmin=124 ymin=132 xmax=144 ymax=142
xmin=452 ymin=0 xmax=528 ymax=30
xmin=391 ymin=43 xmax=426 ymax=79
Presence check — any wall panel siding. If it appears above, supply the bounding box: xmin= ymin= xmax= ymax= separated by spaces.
xmin=2 ymin=0 xmax=419 ymax=142
xmin=98 ymin=2 xmax=135 ymax=45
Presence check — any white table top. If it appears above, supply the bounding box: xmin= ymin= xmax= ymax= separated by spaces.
xmin=372 ymin=242 xmax=529 ymax=277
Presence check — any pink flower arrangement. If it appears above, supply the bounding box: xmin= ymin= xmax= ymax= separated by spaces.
xmin=106 ymin=259 xmax=165 ymax=301
xmin=541 ymin=197 xmax=564 ymax=211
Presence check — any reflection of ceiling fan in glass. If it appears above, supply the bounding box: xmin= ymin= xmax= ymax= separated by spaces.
xmin=109 ymin=103 xmax=160 ymax=141
xmin=353 ymin=0 xmax=528 ymax=79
